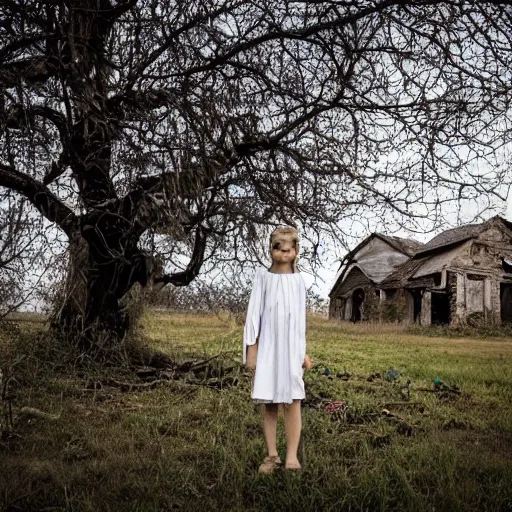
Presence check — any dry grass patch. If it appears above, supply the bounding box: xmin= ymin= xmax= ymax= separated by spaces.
xmin=1 ymin=313 xmax=511 ymax=511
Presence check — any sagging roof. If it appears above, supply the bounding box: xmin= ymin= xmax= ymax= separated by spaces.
xmin=377 ymin=234 xmax=424 ymax=257
xmin=380 ymin=216 xmax=512 ymax=289
xmin=413 ymin=224 xmax=482 ymax=257
xmin=336 ymin=233 xmax=423 ymax=273
xmin=414 ymin=215 xmax=512 ymax=258
xmin=378 ymin=258 xmax=426 ymax=289
xmin=330 ymin=233 xmax=423 ymax=297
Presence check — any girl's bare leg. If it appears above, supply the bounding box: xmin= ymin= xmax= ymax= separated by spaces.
xmin=263 ymin=404 xmax=279 ymax=457
xmin=283 ymin=400 xmax=302 ymax=468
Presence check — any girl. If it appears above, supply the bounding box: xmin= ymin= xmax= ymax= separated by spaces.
xmin=243 ymin=226 xmax=313 ymax=473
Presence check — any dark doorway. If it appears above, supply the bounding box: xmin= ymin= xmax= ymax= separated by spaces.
xmin=431 ymin=292 xmax=451 ymax=325
xmin=351 ymin=288 xmax=365 ymax=322
xmin=410 ymin=290 xmax=422 ymax=323
xmin=501 ymin=284 xmax=512 ymax=323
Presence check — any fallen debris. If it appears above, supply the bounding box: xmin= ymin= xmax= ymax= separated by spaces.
xmin=381 ymin=408 xmax=405 ymax=420
xmin=84 ymin=354 xmax=242 ymax=393
xmin=324 ymin=401 xmax=347 ymax=414
xmin=416 ymin=378 xmax=461 ymax=401
xmin=18 ymin=407 xmax=60 ymax=422
xmin=433 ymin=378 xmax=461 ymax=394
xmin=385 ymin=368 xmax=402 ymax=382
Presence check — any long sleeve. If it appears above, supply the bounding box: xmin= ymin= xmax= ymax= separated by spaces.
xmin=298 ymin=275 xmax=307 ymax=362
xmin=243 ymin=269 xmax=265 ymax=364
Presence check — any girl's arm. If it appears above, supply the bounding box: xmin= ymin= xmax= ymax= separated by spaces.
xmin=302 ymin=354 xmax=313 ymax=370
xmin=246 ymin=340 xmax=258 ymax=370
xmin=242 ymin=270 xmax=264 ymax=365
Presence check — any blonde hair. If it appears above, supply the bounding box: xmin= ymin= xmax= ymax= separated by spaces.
xmin=269 ymin=226 xmax=300 ymax=273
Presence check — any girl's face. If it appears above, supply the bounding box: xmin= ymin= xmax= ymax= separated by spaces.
xmin=271 ymin=239 xmax=297 ymax=265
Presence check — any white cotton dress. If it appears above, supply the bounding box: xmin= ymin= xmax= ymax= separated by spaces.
xmin=243 ymin=268 xmax=307 ymax=404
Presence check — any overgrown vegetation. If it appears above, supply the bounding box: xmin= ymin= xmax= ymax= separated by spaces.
xmin=408 ymin=322 xmax=512 ymax=339
xmin=362 ymin=289 xmax=408 ymax=323
xmin=1 ymin=313 xmax=511 ymax=511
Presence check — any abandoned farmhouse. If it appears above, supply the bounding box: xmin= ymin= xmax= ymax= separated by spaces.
xmin=328 ymin=216 xmax=512 ymax=326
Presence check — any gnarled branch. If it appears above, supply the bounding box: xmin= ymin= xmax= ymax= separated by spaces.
xmin=154 ymin=226 xmax=207 ymax=286
xmin=0 ymin=164 xmax=77 ymax=236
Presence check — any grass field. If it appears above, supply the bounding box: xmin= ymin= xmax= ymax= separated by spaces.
xmin=1 ymin=312 xmax=512 ymax=512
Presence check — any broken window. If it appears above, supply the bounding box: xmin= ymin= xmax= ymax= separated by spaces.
xmin=471 ymin=243 xmax=487 ymax=257
xmin=386 ymin=289 xmax=397 ymax=300
xmin=503 ymin=257 xmax=512 ymax=274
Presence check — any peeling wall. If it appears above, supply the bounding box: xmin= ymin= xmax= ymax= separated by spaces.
xmin=489 ymin=279 xmax=501 ymax=323
xmin=448 ymin=272 xmax=458 ymax=323
xmin=413 ymin=243 xmax=470 ymax=278
xmin=466 ymin=277 xmax=484 ymax=313
xmin=455 ymin=273 xmax=465 ymax=323
xmin=345 ymin=297 xmax=352 ymax=320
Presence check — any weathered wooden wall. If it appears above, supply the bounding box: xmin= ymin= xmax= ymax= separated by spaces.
xmin=335 ymin=267 xmax=371 ymax=297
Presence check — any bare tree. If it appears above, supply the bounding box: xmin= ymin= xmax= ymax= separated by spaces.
xmin=0 ymin=1 xmax=511 ymax=351
xmin=0 ymin=192 xmax=46 ymax=318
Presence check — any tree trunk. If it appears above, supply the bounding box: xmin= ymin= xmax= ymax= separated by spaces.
xmin=50 ymin=234 xmax=88 ymax=342
xmin=50 ymin=229 xmax=152 ymax=355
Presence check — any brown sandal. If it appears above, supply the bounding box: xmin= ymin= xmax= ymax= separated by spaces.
xmin=258 ymin=455 xmax=282 ymax=474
